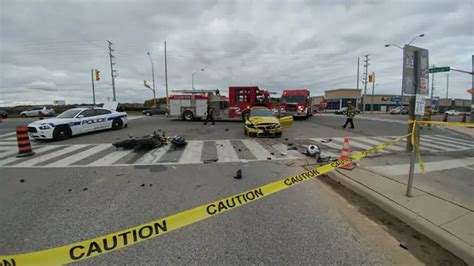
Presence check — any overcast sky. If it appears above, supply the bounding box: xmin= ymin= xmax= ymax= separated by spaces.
xmin=1 ymin=0 xmax=473 ymax=106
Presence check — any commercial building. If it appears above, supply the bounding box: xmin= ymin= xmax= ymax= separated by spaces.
xmin=311 ymin=88 xmax=471 ymax=112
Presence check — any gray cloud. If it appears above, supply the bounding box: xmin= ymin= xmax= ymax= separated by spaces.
xmin=0 ymin=0 xmax=472 ymax=106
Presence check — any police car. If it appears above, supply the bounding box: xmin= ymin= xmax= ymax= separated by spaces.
xmin=27 ymin=107 xmax=128 ymax=140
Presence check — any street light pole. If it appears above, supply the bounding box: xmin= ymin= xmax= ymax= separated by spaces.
xmin=192 ymin=68 xmax=204 ymax=90
xmin=147 ymin=52 xmax=156 ymax=106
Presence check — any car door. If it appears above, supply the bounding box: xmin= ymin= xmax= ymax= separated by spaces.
xmin=94 ymin=109 xmax=112 ymax=129
xmin=78 ymin=109 xmax=98 ymax=132
xmin=278 ymin=116 xmax=293 ymax=128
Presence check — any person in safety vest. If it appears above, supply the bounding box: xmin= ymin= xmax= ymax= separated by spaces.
xmin=342 ymin=102 xmax=356 ymax=129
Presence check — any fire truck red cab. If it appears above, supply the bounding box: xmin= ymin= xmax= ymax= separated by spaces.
xmin=228 ymin=86 xmax=272 ymax=120
xmin=279 ymin=89 xmax=311 ymax=119
xmin=169 ymin=86 xmax=271 ymax=121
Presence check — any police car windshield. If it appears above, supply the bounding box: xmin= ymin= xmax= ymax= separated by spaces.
xmin=57 ymin=109 xmax=82 ymax=118
xmin=281 ymin=95 xmax=305 ymax=103
xmin=250 ymin=109 xmax=273 ymax=117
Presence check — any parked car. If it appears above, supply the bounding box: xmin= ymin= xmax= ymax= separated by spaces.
xmin=142 ymin=106 xmax=169 ymax=116
xmin=444 ymin=110 xmax=460 ymax=116
xmin=20 ymin=106 xmax=56 ymax=117
xmin=334 ymin=107 xmax=361 ymax=115
xmin=390 ymin=107 xmax=408 ymax=115
xmin=0 ymin=110 xmax=8 ymax=118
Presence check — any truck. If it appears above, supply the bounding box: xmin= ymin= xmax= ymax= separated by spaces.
xmin=169 ymin=86 xmax=272 ymax=121
xmin=279 ymin=89 xmax=311 ymax=118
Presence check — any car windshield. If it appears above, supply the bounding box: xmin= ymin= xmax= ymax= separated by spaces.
xmin=281 ymin=95 xmax=306 ymax=103
xmin=250 ymin=108 xmax=273 ymax=117
xmin=57 ymin=109 xmax=82 ymax=118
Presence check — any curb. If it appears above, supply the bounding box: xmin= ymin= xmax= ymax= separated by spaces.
xmin=326 ymin=169 xmax=474 ymax=265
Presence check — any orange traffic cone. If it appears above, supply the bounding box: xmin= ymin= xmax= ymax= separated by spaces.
xmin=339 ymin=137 xmax=355 ymax=170
xmin=16 ymin=126 xmax=35 ymax=157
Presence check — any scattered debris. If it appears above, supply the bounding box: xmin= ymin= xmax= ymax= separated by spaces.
xmin=287 ymin=143 xmax=293 ymax=146
xmin=171 ymin=166 xmax=177 ymax=169
xmin=204 ymin=158 xmax=218 ymax=164
xmin=19 ymin=179 xmax=25 ymax=183
xmin=280 ymin=151 xmax=287 ymax=156
xmin=141 ymin=184 xmax=145 ymax=187
xmin=267 ymin=157 xmax=272 ymax=160
xmin=270 ymin=152 xmax=275 ymax=155
xmin=116 ymin=173 xmax=124 ymax=176
xmin=83 ymin=188 xmax=88 ymax=191
xmin=68 ymin=189 xmax=72 ymax=192
xmin=149 ymin=184 xmax=153 ymax=187
xmin=321 ymin=139 xmax=332 ymax=143
xmin=399 ymin=243 xmax=408 ymax=250
xmin=238 ymin=149 xmax=242 ymax=152
xmin=285 ymin=138 xmax=289 ymax=141
xmin=288 ymin=146 xmax=298 ymax=150
xmin=240 ymin=159 xmax=248 ymax=164
xmin=224 ymin=128 xmax=229 ymax=131
xmin=171 ymin=136 xmax=187 ymax=147
xmin=234 ymin=169 xmax=242 ymax=179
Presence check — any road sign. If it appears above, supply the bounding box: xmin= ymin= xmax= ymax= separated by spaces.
xmin=415 ymin=94 xmax=426 ymax=116
xmin=429 ymin=66 xmax=450 ymax=73
xmin=402 ymin=45 xmax=429 ymax=95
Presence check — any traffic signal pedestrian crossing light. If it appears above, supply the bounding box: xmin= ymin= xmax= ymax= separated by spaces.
xmin=369 ymin=73 xmax=374 ymax=83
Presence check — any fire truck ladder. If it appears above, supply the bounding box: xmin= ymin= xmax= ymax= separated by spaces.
xmin=171 ymin=89 xmax=217 ymax=94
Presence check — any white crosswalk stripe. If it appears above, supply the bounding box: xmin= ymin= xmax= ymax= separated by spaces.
xmin=89 ymin=149 xmax=134 ymax=166
xmin=420 ymin=137 xmax=468 ymax=151
xmin=215 ymin=140 xmax=239 ymax=162
xmin=136 ymin=145 xmax=171 ymax=164
xmin=423 ymin=135 xmax=474 ymax=148
xmin=178 ymin=141 xmax=203 ymax=163
xmin=14 ymin=145 xmax=89 ymax=167
xmin=0 ymin=134 xmax=471 ymax=168
xmin=0 ymin=132 xmax=16 ymax=138
xmin=48 ymin=144 xmax=110 ymax=167
xmin=242 ymin=139 xmax=274 ymax=160
xmin=0 ymin=145 xmax=61 ymax=166
xmin=431 ymin=135 xmax=473 ymax=146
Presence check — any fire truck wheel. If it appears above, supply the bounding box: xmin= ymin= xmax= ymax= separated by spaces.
xmin=242 ymin=111 xmax=250 ymax=121
xmin=183 ymin=111 xmax=194 ymax=121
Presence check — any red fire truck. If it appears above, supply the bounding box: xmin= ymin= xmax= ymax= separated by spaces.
xmin=279 ymin=89 xmax=312 ymax=118
xmin=169 ymin=86 xmax=272 ymax=121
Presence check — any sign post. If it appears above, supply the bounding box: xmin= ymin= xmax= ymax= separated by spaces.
xmin=402 ymin=45 xmax=429 ymax=197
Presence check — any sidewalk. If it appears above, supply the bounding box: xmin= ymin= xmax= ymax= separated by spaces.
xmin=327 ymin=163 xmax=474 ymax=264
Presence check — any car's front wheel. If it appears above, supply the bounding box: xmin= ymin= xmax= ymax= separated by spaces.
xmin=145 ymin=112 xmax=152 ymax=116
xmin=53 ymin=126 xmax=72 ymax=141
xmin=21 ymin=114 xmax=27 ymax=118
xmin=112 ymin=119 xmax=123 ymax=130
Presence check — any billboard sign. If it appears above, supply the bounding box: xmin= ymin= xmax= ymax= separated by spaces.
xmin=402 ymin=45 xmax=429 ymax=95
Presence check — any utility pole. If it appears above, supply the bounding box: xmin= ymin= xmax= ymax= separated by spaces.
xmin=356 ymin=57 xmax=360 ymax=107
xmin=107 ymin=40 xmax=117 ymax=102
xmin=371 ymin=72 xmax=375 ymax=114
xmin=164 ymin=41 xmax=169 ymax=108
xmin=430 ymin=65 xmax=435 ymax=101
xmin=91 ymin=69 xmax=96 ymax=106
xmin=362 ymin=54 xmax=370 ymax=112
xmin=445 ymin=73 xmax=449 ymax=112
xmin=471 ymin=55 xmax=474 ymax=123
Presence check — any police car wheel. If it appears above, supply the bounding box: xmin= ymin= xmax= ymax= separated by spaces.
xmin=112 ymin=119 xmax=123 ymax=130
xmin=53 ymin=126 xmax=71 ymax=141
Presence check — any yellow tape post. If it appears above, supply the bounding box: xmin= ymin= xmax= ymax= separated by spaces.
xmin=0 ymin=134 xmax=409 ymax=265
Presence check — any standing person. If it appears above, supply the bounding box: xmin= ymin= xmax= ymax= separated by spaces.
xmin=342 ymin=103 xmax=355 ymax=129
xmin=204 ymin=99 xmax=215 ymax=125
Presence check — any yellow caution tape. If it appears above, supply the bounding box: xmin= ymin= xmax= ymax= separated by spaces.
xmin=408 ymin=120 xmax=474 ymax=173
xmin=0 ymin=134 xmax=409 ymax=265
xmin=409 ymin=120 xmax=474 ymax=127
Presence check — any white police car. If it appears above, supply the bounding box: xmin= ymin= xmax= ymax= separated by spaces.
xmin=27 ymin=107 xmax=128 ymax=140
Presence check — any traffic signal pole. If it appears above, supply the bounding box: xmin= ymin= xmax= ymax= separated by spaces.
xmin=471 ymin=55 xmax=474 ymax=123
xmin=91 ymin=69 xmax=96 ymax=106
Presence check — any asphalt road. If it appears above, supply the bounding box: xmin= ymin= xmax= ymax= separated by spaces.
xmin=1 ymin=113 xmax=471 ymax=264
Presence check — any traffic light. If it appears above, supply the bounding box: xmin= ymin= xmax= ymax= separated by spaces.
xmin=95 ymin=69 xmax=100 ymax=81
xmin=368 ymin=73 xmax=374 ymax=83
xmin=144 ymin=80 xmax=150 ymax=88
